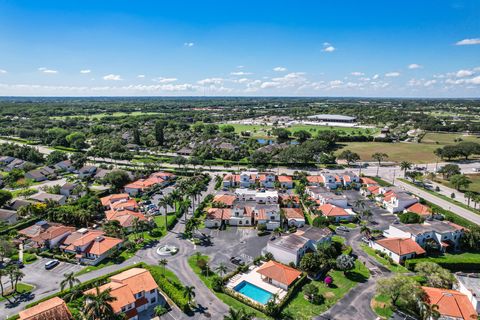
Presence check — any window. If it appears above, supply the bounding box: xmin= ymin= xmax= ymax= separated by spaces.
xmin=150 ymin=297 xmax=156 ymax=303
xmin=150 ymin=289 xmax=156 ymax=293
xmin=239 ymin=221 xmax=242 ymax=225
xmin=121 ymin=306 xmax=126 ymax=312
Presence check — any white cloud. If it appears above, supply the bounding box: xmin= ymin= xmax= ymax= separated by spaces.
xmin=103 ymin=74 xmax=122 ymax=81
xmin=197 ymin=77 xmax=224 ymax=85
xmin=323 ymin=46 xmax=335 ymax=52
xmin=372 ymin=74 xmax=379 ymax=80
xmin=236 ymin=65 xmax=244 ymax=69
xmin=137 ymin=75 xmax=145 ymax=78
xmin=152 ymin=77 xmax=177 ymax=83
xmin=456 ymin=69 xmax=474 ymax=78
xmin=184 ymin=42 xmax=194 ymax=47
xmin=38 ymin=67 xmax=58 ymax=74
xmin=455 ymin=38 xmax=480 ymax=46
xmin=385 ymin=72 xmax=400 ymax=77
xmin=466 ymin=76 xmax=480 ymax=85
xmin=273 ymin=66 xmax=287 ymax=72
xmin=260 ymin=81 xmax=280 ymax=89
xmin=230 ymin=71 xmax=252 ymax=76
xmin=408 ymin=64 xmax=422 ymax=69
xmin=80 ymin=69 xmax=91 ymax=74
xmin=0 ymin=69 xmax=6 ymax=74
xmin=351 ymin=72 xmax=364 ymax=76
xmin=424 ymin=80 xmax=437 ymax=87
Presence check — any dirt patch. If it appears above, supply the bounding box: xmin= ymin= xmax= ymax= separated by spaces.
xmin=323 ymin=291 xmax=335 ymax=299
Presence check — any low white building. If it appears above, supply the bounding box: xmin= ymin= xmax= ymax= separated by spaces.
xmin=235 ymin=188 xmax=278 ymax=204
xmin=306 ymin=186 xmax=349 ymax=208
xmin=454 ymin=273 xmax=480 ymax=313
xmin=371 ymin=237 xmax=426 ymax=263
xmin=283 ymin=208 xmax=305 ymax=227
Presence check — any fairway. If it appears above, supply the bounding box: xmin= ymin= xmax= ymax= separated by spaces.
xmin=51 ymin=111 xmax=163 ymax=120
xmin=337 ymin=132 xmax=480 ymax=163
xmin=220 ymin=123 xmax=377 ymax=138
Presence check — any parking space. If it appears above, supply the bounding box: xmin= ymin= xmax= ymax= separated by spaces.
xmin=26 ymin=257 xmax=84 ymax=275
xmin=198 ymin=227 xmax=269 ymax=272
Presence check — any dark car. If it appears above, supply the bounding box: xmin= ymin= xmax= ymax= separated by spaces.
xmin=45 ymin=259 xmax=60 ymax=270
xmin=8 ymin=260 xmax=24 ymax=268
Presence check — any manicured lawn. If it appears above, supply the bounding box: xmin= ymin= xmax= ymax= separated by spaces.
xmin=360 ymin=244 xmax=409 ymax=273
xmin=75 ymin=249 xmax=134 ymax=276
xmin=405 ymin=252 xmax=480 ymax=272
xmin=187 ymin=254 xmax=269 ymax=319
xmin=434 ymin=174 xmax=480 ymax=194
xmin=0 ymin=283 xmax=35 ymax=302
xmin=283 ymin=261 xmax=370 ymax=320
xmin=220 ymin=123 xmax=376 ymax=139
xmin=51 ymin=111 xmax=164 ymax=120
xmin=337 ymin=132 xmax=480 ymax=164
xmin=371 ymin=294 xmax=394 ymax=319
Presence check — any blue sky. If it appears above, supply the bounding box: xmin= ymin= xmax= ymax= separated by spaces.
xmin=0 ymin=0 xmax=479 ymax=97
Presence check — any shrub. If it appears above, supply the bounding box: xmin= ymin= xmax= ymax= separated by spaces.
xmin=211 ymin=276 xmax=224 ymax=292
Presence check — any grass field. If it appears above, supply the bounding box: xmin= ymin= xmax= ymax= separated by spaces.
xmin=435 ymin=174 xmax=480 ymax=193
xmin=371 ymin=294 xmax=394 ymax=319
xmin=337 ymin=132 xmax=480 ymax=163
xmin=283 ymin=260 xmax=370 ymax=320
xmin=51 ymin=111 xmax=163 ymax=120
xmin=220 ymin=123 xmax=377 ymax=139
xmin=0 ymin=283 xmax=35 ymax=302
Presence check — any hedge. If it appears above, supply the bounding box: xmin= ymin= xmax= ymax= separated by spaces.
xmin=405 ymin=253 xmax=480 ymax=272
xmin=143 ymin=265 xmax=191 ymax=313
xmin=0 ymin=217 xmax=40 ymax=236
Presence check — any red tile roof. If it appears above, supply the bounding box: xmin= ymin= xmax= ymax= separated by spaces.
xmin=361 ymin=177 xmax=378 ymax=185
xmin=376 ymin=237 xmax=426 ymax=256
xmin=213 ymin=194 xmax=236 ymax=206
xmin=278 ymin=176 xmax=292 ymax=182
xmin=257 ymin=260 xmax=302 ymax=286
xmin=19 ymin=297 xmax=72 ymax=320
xmin=406 ymin=203 xmax=432 ymax=216
xmin=422 ymin=286 xmax=477 ymax=320
xmin=318 ymin=204 xmax=350 ymax=217
xmin=306 ymin=176 xmax=324 ymax=184
xmin=105 ymin=210 xmax=148 ymax=228
xmin=283 ymin=208 xmax=305 ymax=220
xmin=100 ymin=193 xmax=130 ymax=206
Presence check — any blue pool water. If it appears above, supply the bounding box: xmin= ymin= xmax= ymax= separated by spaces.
xmin=233 ymin=281 xmax=273 ymax=304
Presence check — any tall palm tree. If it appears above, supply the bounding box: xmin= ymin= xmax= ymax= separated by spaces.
xmin=215 ymin=263 xmax=227 ymax=277
xmin=83 ymin=287 xmax=117 ymax=320
xmin=361 ymin=210 xmax=372 ymax=221
xmin=60 ymin=272 xmax=80 ymax=291
xmin=354 ymin=199 xmax=367 ymax=211
xmin=372 ymin=153 xmax=388 ymax=176
xmin=183 ymin=285 xmax=196 ymax=306
xmin=132 ymin=216 xmax=140 ymax=240
xmin=158 ymin=196 xmax=171 ymax=231
xmin=159 ymin=259 xmax=168 ymax=276
xmin=360 ymin=225 xmax=372 ymax=239
xmin=169 ymin=189 xmax=181 ymax=213
xmin=178 ymin=197 xmax=191 ymax=223
xmin=418 ymin=301 xmax=440 ymax=320
xmin=465 ymin=191 xmax=475 ymax=207
xmin=400 ymin=161 xmax=413 ymax=177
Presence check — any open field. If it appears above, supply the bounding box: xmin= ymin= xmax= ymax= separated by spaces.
xmin=337 ymin=132 xmax=480 ymax=163
xmin=51 ymin=111 xmax=163 ymax=120
xmin=434 ymin=173 xmax=480 ymax=193
xmin=220 ymin=123 xmax=377 ymax=138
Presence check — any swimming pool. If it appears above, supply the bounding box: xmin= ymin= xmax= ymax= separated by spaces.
xmin=233 ymin=281 xmax=273 ymax=304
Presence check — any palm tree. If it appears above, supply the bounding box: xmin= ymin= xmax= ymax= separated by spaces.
xmin=194 ymin=251 xmax=202 ymax=262
xmin=215 ymin=263 xmax=227 ymax=277
xmin=183 ymin=285 xmax=196 ymax=306
xmin=372 ymin=153 xmax=388 ymax=176
xmin=169 ymin=189 xmax=181 ymax=213
xmin=83 ymin=287 xmax=117 ymax=320
xmin=224 ymin=308 xmax=255 ymax=320
xmin=418 ymin=301 xmax=440 ymax=320
xmin=64 ymin=287 xmax=83 ymax=302
xmin=159 ymin=259 xmax=168 ymax=276
xmin=132 ymin=216 xmax=140 ymax=240
xmin=179 ymin=197 xmax=191 ymax=223
xmin=60 ymin=272 xmax=80 ymax=291
xmin=361 ymin=210 xmax=372 ymax=222
xmin=354 ymin=199 xmax=367 ymax=211
xmin=400 ymin=161 xmax=413 ymax=177
xmin=157 ymin=196 xmax=170 ymax=231
xmin=465 ymin=191 xmax=476 ymax=207
xmin=360 ymin=225 xmax=372 ymax=239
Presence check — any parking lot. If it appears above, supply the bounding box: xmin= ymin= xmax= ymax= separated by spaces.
xmin=26 ymin=257 xmax=84 ymax=276
xmin=197 ymin=227 xmax=270 ymax=272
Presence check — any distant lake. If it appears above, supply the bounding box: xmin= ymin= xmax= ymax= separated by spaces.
xmin=257 ymin=138 xmax=299 ymax=145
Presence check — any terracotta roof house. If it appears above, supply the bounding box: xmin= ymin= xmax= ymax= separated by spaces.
xmin=283 ymin=208 xmax=305 ymax=227
xmin=213 ymin=193 xmax=236 ymax=207
xmin=19 ymin=297 xmax=72 ymax=320
xmin=105 ymin=210 xmax=149 ymax=230
xmin=360 ymin=177 xmax=379 ymax=186
xmin=277 ymin=175 xmax=293 ymax=189
xmin=405 ymin=203 xmax=432 ymax=217
xmin=205 ymin=208 xmax=232 ymax=228
xmin=84 ymin=268 xmax=163 ymax=319
xmin=19 ymin=221 xmax=75 ymax=249
xmin=222 ymin=174 xmax=241 ymax=188
xmin=62 ymin=228 xmax=123 ymax=265
xmin=371 ymin=237 xmax=426 ymax=264
xmin=422 ymin=286 xmax=477 ymax=320
xmin=256 ymin=260 xmax=302 ymax=290
xmin=317 ymin=203 xmax=356 ymax=222
xmin=279 ymin=194 xmax=300 ymax=208
xmin=100 ymin=193 xmax=130 ymax=207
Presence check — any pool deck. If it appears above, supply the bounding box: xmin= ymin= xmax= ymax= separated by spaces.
xmin=226 ymin=265 xmax=287 ymax=303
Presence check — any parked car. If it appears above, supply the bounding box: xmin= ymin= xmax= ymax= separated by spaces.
xmin=45 ymin=259 xmax=60 ymax=270
xmin=361 ymin=237 xmax=370 ymax=244
xmin=8 ymin=260 xmax=24 ymax=268
xmin=336 ymin=226 xmax=349 ymax=232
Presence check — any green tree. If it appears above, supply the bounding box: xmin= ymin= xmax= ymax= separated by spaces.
xmin=415 ymin=262 xmax=457 ymax=289
xmin=372 ymin=152 xmax=388 ymax=176
xmin=400 ymin=161 xmax=412 ymax=177
xmin=293 ymin=130 xmax=312 ymax=143
xmin=215 ymin=263 xmax=227 ymax=277
xmin=0 ymin=190 xmax=13 ymax=207
xmin=104 ymin=170 xmax=131 ymax=191
xmin=223 ymin=308 xmax=255 ymax=320
xmin=46 ymin=150 xmax=68 ymax=166
xmin=438 ymin=164 xmax=460 ymax=180
xmin=376 ymin=275 xmax=422 ymax=307
xmin=154 ymin=120 xmax=166 ymax=146
xmin=449 ymin=174 xmax=471 ymax=191
xmin=299 ymin=253 xmax=324 ymax=273
xmin=83 ymin=287 xmax=117 ymax=320
xmin=338 ymin=150 xmax=360 ymax=166
xmin=335 ymin=254 xmax=355 ymax=275
xmin=159 ymin=259 xmax=168 ymax=276
xmin=60 ymin=272 xmax=80 ymax=291
xmin=183 ymin=285 xmax=196 ymax=306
